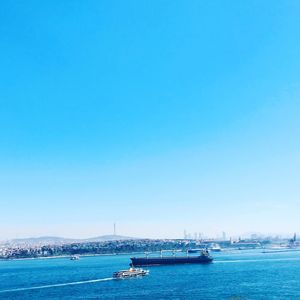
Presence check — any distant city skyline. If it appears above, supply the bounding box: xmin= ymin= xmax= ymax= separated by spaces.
xmin=1 ymin=1 xmax=300 ymax=239
xmin=0 ymin=225 xmax=297 ymax=241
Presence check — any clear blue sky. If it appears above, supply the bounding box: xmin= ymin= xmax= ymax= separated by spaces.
xmin=1 ymin=1 xmax=300 ymax=239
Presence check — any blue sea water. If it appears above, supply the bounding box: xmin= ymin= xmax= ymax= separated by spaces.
xmin=0 ymin=250 xmax=300 ymax=299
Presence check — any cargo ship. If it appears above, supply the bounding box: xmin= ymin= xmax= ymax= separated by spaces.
xmin=130 ymin=249 xmax=213 ymax=266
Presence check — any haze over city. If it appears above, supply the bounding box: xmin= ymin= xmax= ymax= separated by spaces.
xmin=1 ymin=1 xmax=300 ymax=240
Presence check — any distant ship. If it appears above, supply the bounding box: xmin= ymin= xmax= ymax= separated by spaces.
xmin=70 ymin=255 xmax=80 ymax=260
xmin=187 ymin=248 xmax=202 ymax=254
xmin=188 ymin=244 xmax=221 ymax=253
xmin=130 ymin=250 xmax=213 ymax=266
xmin=209 ymin=243 xmax=222 ymax=252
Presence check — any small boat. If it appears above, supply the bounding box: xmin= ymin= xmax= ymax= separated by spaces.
xmin=187 ymin=248 xmax=202 ymax=253
xmin=70 ymin=255 xmax=80 ymax=260
xmin=209 ymin=243 xmax=222 ymax=252
xmin=113 ymin=267 xmax=149 ymax=279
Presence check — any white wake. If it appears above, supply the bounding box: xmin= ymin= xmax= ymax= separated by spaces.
xmin=215 ymin=257 xmax=300 ymax=264
xmin=0 ymin=277 xmax=114 ymax=294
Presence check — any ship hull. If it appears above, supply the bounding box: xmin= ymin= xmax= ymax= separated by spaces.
xmin=130 ymin=256 xmax=213 ymax=266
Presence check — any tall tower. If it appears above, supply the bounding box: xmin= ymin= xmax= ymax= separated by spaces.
xmin=222 ymin=232 xmax=226 ymax=241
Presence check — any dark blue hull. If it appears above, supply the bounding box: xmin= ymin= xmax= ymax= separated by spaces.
xmin=130 ymin=255 xmax=213 ymax=266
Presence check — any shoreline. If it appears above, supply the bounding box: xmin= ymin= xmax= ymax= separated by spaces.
xmin=0 ymin=252 xmax=145 ymax=262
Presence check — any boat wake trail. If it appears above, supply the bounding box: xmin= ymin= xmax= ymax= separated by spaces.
xmin=0 ymin=277 xmax=114 ymax=294
xmin=215 ymin=257 xmax=300 ymax=264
